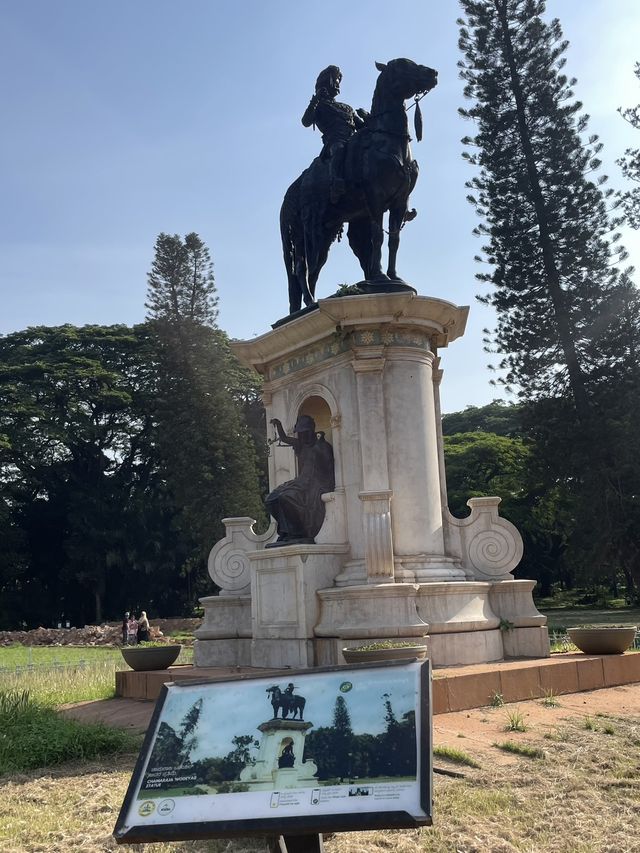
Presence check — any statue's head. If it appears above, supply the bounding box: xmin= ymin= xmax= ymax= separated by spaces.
xmin=315 ymin=65 xmax=342 ymax=97
xmin=293 ymin=414 xmax=316 ymax=435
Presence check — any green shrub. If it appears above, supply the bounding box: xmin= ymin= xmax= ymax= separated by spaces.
xmin=0 ymin=690 xmax=139 ymax=775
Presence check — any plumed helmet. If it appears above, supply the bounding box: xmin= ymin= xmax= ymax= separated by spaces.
xmin=315 ymin=65 xmax=341 ymax=92
xmin=293 ymin=415 xmax=316 ymax=433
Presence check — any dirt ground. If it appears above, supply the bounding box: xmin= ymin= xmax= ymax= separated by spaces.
xmin=433 ymin=681 xmax=640 ymax=765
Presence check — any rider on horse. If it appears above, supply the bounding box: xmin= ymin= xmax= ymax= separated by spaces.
xmin=301 ymin=65 xmax=367 ymax=203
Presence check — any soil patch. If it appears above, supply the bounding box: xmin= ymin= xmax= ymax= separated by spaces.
xmin=434 ymin=682 xmax=640 ymax=766
xmin=0 ymin=618 xmax=200 ymax=648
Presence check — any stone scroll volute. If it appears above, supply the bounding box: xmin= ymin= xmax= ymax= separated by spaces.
xmin=446 ymin=497 xmax=523 ymax=581
xmin=207 ymin=517 xmax=277 ymax=596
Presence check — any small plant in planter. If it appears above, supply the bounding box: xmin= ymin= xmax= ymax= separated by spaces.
xmin=567 ymin=625 xmax=637 ymax=655
xmin=120 ymin=641 xmax=182 ymax=671
xmin=341 ymin=639 xmax=428 ymax=664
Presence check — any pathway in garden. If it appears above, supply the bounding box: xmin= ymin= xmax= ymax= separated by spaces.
xmin=61 ymin=681 xmax=640 ymax=751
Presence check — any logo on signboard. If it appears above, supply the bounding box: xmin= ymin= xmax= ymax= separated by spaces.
xmin=339 ymin=681 xmax=353 ymax=693
xmin=138 ymin=801 xmax=156 ymax=817
xmin=158 ymin=799 xmax=175 ymax=816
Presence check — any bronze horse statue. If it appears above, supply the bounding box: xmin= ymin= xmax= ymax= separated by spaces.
xmin=281 ymin=58 xmax=438 ymax=314
xmin=266 ymin=685 xmax=306 ymax=720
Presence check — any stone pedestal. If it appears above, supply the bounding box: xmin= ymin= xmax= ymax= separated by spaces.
xmin=239 ymin=719 xmax=318 ymax=790
xmin=194 ymin=293 xmax=548 ymax=669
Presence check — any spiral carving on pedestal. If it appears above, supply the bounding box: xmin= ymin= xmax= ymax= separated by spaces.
xmin=467 ymin=528 xmax=519 ymax=577
xmin=210 ymin=545 xmax=251 ymax=591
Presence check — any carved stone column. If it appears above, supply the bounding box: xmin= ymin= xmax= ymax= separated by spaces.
xmin=359 ymin=489 xmax=394 ymax=582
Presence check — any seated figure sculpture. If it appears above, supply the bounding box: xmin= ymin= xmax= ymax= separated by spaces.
xmin=265 ymin=415 xmax=335 ymax=546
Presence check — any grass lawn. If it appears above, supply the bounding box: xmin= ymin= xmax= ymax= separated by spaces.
xmin=539 ymin=605 xmax=640 ymax=631
xmin=0 ymin=645 xmax=125 ymax=667
xmin=0 ymin=644 xmax=193 ymax=705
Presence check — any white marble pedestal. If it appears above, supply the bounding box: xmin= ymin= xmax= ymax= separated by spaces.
xmin=194 ymin=293 xmax=549 ymax=669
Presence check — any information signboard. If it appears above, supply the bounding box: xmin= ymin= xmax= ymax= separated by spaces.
xmin=114 ymin=659 xmax=431 ymax=843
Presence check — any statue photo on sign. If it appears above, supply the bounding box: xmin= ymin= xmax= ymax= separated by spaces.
xmin=265 ymin=415 xmax=335 ymax=547
xmin=266 ymin=682 xmax=307 ymax=720
xmin=281 ymin=58 xmax=438 ymax=314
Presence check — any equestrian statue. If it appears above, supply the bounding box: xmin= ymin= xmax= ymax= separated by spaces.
xmin=280 ymin=58 xmax=438 ymax=314
xmin=266 ymin=683 xmax=306 ymax=721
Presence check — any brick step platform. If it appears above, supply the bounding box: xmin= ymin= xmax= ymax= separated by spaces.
xmin=114 ymin=652 xmax=640 ymax=715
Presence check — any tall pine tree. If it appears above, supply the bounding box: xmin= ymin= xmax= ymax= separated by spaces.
xmin=457 ymin=1 xmax=640 ymax=596
xmin=617 ymin=63 xmax=640 ymax=229
xmin=458 ymin=0 xmax=628 ymax=417
xmin=146 ymin=233 xmax=265 ymax=600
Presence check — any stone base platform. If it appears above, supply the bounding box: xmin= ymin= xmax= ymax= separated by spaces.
xmin=115 ymin=652 xmax=640 ymax=714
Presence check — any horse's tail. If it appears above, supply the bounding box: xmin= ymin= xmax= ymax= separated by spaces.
xmin=280 ymin=176 xmax=309 ymax=313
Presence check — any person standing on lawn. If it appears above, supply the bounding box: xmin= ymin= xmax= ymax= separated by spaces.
xmin=137 ymin=611 xmax=150 ymax=643
xmin=121 ymin=612 xmax=129 ymax=645
xmin=127 ymin=614 xmax=138 ymax=645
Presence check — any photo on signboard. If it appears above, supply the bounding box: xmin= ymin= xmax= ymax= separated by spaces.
xmin=138 ymin=667 xmax=417 ymax=797
xmin=114 ymin=660 xmax=431 ymax=842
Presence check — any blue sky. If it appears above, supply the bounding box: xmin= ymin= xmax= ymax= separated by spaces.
xmin=1 ymin=1 xmax=639 ymax=412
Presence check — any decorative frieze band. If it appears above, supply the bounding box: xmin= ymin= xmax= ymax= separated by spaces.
xmin=268 ymin=327 xmax=433 ymax=381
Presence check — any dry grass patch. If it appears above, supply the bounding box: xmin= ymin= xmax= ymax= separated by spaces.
xmin=0 ymin=714 xmax=639 ymax=853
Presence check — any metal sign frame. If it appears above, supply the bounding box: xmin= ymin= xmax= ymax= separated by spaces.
xmin=114 ymin=659 xmax=432 ymax=844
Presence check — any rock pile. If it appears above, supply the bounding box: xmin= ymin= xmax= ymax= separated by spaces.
xmin=0 ymin=623 xmax=166 ymax=647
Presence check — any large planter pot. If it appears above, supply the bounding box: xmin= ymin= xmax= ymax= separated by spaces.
xmin=342 ymin=645 xmax=428 ymax=665
xmin=567 ymin=627 xmax=637 ymax=655
xmin=120 ymin=644 xmax=182 ymax=671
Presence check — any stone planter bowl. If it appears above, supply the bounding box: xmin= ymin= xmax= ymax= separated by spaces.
xmin=567 ymin=627 xmax=637 ymax=655
xmin=342 ymin=645 xmax=428 ymax=665
xmin=120 ymin=644 xmax=182 ymax=671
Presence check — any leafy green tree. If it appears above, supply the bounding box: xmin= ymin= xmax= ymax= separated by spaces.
xmin=0 ymin=323 xmax=201 ymax=626
xmin=617 ymin=63 xmax=640 ymax=229
xmin=444 ymin=431 xmax=529 ymax=516
xmin=0 ymin=324 xmax=158 ymax=624
xmin=145 ymin=233 xmax=266 ymax=600
xmin=443 ymin=427 xmax=570 ymax=596
xmin=442 ymin=400 xmax=523 ymax=437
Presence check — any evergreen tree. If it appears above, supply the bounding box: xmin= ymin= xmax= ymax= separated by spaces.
xmin=457 ymin=0 xmax=640 ymax=596
xmin=617 ymin=63 xmax=640 ymax=229
xmin=146 ymin=232 xmax=218 ymax=325
xmin=145 ymin=233 xmax=265 ymax=601
xmin=457 ymin=0 xmax=627 ymax=417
